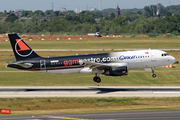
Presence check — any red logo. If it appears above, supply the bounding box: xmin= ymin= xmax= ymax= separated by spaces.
xmin=16 ymin=39 xmax=30 ymax=51
xmin=1 ymin=109 xmax=11 ymax=114
xmin=145 ymin=52 xmax=149 ymax=54
xmin=15 ymin=39 xmax=33 ymax=57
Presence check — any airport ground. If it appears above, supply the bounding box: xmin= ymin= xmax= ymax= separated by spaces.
xmin=0 ymin=36 xmax=180 ymax=49
xmin=0 ymin=50 xmax=180 ymax=86
xmin=0 ymin=97 xmax=180 ymax=116
xmin=1 ymin=110 xmax=180 ymax=120
xmin=0 ymin=36 xmax=180 ymax=117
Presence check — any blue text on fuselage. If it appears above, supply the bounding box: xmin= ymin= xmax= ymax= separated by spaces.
xmin=119 ymin=55 xmax=136 ymax=60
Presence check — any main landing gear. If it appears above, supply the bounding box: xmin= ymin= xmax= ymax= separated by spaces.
xmin=151 ymin=68 xmax=156 ymax=78
xmin=93 ymin=73 xmax=101 ymax=83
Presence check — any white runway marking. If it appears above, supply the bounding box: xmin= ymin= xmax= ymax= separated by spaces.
xmin=153 ymin=92 xmax=180 ymax=93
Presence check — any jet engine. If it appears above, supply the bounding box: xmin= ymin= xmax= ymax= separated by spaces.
xmin=104 ymin=66 xmax=128 ymax=76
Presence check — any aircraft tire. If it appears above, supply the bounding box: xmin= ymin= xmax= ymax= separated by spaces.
xmin=152 ymin=74 xmax=156 ymax=78
xmin=96 ymin=77 xmax=101 ymax=83
xmin=93 ymin=77 xmax=101 ymax=83
xmin=93 ymin=77 xmax=98 ymax=82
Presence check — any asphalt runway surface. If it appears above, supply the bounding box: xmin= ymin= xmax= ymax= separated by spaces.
xmin=1 ymin=86 xmax=180 ymax=97
xmin=0 ymin=110 xmax=180 ymax=120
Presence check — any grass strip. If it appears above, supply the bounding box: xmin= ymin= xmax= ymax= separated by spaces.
xmin=1 ymin=37 xmax=180 ymax=49
xmin=0 ymin=71 xmax=180 ymax=86
xmin=0 ymin=97 xmax=180 ymax=116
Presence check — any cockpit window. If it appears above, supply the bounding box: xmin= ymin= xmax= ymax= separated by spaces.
xmin=162 ymin=53 xmax=169 ymax=57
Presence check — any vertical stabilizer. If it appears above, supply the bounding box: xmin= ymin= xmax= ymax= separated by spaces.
xmin=8 ymin=34 xmax=41 ymax=61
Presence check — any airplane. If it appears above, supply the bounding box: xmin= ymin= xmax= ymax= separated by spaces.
xmin=7 ymin=33 xmax=176 ymax=83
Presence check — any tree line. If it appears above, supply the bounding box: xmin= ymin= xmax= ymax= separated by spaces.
xmin=1 ymin=4 xmax=180 ymax=34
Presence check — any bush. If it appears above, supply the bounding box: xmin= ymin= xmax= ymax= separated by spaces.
xmin=10 ymin=27 xmax=22 ymax=33
xmin=146 ymin=34 xmax=160 ymax=37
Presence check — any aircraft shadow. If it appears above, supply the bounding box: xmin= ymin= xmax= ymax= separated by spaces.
xmin=0 ymin=87 xmax=180 ymax=94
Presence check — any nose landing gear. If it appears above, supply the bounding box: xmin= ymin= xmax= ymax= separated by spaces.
xmin=151 ymin=68 xmax=156 ymax=78
xmin=152 ymin=74 xmax=156 ymax=78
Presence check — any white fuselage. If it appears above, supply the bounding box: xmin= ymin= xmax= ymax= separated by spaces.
xmin=38 ymin=49 xmax=176 ymax=75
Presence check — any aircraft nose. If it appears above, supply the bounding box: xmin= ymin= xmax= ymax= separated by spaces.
xmin=171 ymin=56 xmax=176 ymax=63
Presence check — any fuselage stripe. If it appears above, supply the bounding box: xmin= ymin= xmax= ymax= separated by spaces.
xmin=28 ymin=65 xmax=84 ymax=71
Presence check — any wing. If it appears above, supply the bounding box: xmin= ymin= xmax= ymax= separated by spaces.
xmin=83 ymin=61 xmax=111 ymax=70
xmin=83 ymin=61 xmax=127 ymax=71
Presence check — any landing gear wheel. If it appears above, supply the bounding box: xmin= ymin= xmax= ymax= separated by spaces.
xmin=93 ymin=77 xmax=101 ymax=83
xmin=96 ymin=77 xmax=101 ymax=83
xmin=151 ymin=68 xmax=156 ymax=78
xmin=93 ymin=77 xmax=98 ymax=82
xmin=152 ymin=74 xmax=156 ymax=78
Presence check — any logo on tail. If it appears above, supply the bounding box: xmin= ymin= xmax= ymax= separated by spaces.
xmin=15 ymin=39 xmax=33 ymax=57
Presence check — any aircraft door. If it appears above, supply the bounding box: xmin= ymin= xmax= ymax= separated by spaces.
xmin=151 ymin=51 xmax=156 ymax=62
xmin=40 ymin=60 xmax=46 ymax=70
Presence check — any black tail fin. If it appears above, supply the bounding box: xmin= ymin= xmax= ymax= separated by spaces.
xmin=8 ymin=33 xmax=41 ymax=61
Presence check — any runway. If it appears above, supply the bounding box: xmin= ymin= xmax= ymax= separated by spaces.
xmin=0 ymin=110 xmax=180 ymax=120
xmin=1 ymin=86 xmax=180 ymax=97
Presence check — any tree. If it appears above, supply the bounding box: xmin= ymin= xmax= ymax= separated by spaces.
xmin=150 ymin=5 xmax=157 ymax=16
xmin=3 ymin=10 xmax=7 ymax=16
xmin=33 ymin=10 xmax=45 ymax=17
xmin=112 ymin=16 xmax=128 ymax=26
xmin=144 ymin=6 xmax=150 ymax=13
xmin=21 ymin=10 xmax=33 ymax=17
xmin=30 ymin=25 xmax=40 ymax=33
xmin=144 ymin=5 xmax=157 ymax=17
xmin=137 ymin=11 xmax=142 ymax=15
xmin=45 ymin=10 xmax=54 ymax=16
xmin=0 ymin=12 xmax=3 ymax=17
xmin=110 ymin=13 xmax=115 ymax=20
xmin=166 ymin=11 xmax=172 ymax=16
xmin=131 ymin=15 xmax=140 ymax=22
xmin=159 ymin=8 xmax=166 ymax=16
xmin=10 ymin=27 xmax=22 ymax=33
xmin=54 ymin=11 xmax=60 ymax=16
xmin=5 ymin=13 xmax=18 ymax=22
xmin=144 ymin=11 xmax=151 ymax=17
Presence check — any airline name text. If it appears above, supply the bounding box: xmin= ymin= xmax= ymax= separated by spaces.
xmin=64 ymin=55 xmax=136 ymax=66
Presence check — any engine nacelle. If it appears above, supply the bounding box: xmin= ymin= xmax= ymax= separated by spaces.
xmin=104 ymin=66 xmax=128 ymax=76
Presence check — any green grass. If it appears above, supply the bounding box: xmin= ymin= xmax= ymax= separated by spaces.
xmin=0 ymin=97 xmax=180 ymax=116
xmin=1 ymin=37 xmax=180 ymax=49
xmin=0 ymin=70 xmax=179 ymax=86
